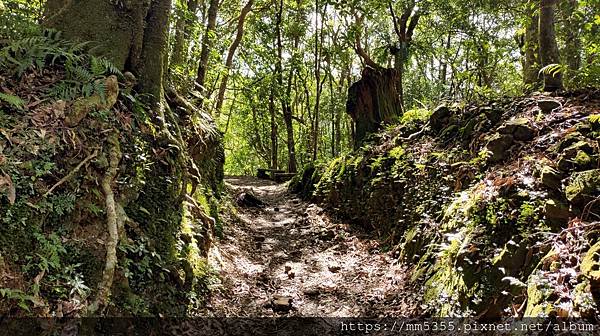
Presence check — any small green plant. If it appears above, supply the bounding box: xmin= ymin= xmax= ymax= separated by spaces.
xmin=48 ymin=193 xmax=77 ymax=216
xmin=401 ymin=108 xmax=432 ymax=125
xmin=25 ymin=232 xmax=66 ymax=274
xmin=0 ymin=288 xmax=36 ymax=311
xmin=0 ymin=30 xmax=83 ymax=76
xmin=539 ymin=63 xmax=566 ymax=78
xmin=89 ymin=109 xmax=111 ymax=122
xmin=0 ymin=92 xmax=25 ymax=109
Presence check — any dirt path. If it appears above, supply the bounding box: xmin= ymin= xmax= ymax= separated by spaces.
xmin=204 ymin=176 xmax=422 ymax=317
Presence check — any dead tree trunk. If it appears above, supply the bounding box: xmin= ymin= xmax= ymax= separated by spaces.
xmin=346 ymin=68 xmax=402 ymax=146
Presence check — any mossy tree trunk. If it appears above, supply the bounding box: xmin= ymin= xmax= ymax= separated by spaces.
xmin=560 ymin=0 xmax=583 ymax=82
xmin=539 ymin=0 xmax=563 ymax=91
xmin=523 ymin=4 xmax=542 ymax=89
xmin=136 ymin=0 xmax=173 ymax=111
xmin=196 ymin=0 xmax=220 ymax=107
xmin=43 ymin=0 xmax=150 ymax=71
xmin=43 ymin=0 xmax=172 ymax=109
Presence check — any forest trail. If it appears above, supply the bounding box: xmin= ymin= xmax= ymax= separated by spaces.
xmin=204 ymin=176 xmax=422 ymax=317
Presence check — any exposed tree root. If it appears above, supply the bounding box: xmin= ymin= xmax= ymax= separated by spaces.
xmin=87 ymin=133 xmax=121 ymax=315
xmin=43 ymin=149 xmax=98 ymax=197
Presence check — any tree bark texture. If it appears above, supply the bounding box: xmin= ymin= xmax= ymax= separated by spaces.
xmin=346 ymin=68 xmax=402 ymax=146
xmin=43 ymin=0 xmax=172 ymax=109
xmin=539 ymin=0 xmax=563 ymax=91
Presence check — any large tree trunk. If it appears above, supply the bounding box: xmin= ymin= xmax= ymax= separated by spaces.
xmin=196 ymin=0 xmax=220 ymax=103
xmin=214 ymin=0 xmax=253 ymax=116
xmin=346 ymin=68 xmax=402 ymax=146
xmin=539 ymin=0 xmax=563 ymax=91
xmin=43 ymin=0 xmax=151 ymax=71
xmin=44 ymin=0 xmax=171 ymax=110
xmin=137 ymin=0 xmax=173 ymax=110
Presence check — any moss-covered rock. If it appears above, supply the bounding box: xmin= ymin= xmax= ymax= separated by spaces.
xmin=498 ymin=118 xmax=535 ymax=141
xmin=485 ymin=133 xmax=514 ymax=163
xmin=430 ymin=105 xmax=452 ymax=132
xmin=544 ymin=199 xmax=572 ymax=227
xmin=581 ymin=242 xmax=600 ymax=282
xmin=540 ymin=165 xmax=562 ymax=191
xmin=565 ymin=169 xmax=600 ymax=205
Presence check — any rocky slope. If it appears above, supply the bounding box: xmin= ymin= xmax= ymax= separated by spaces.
xmin=291 ymin=90 xmax=600 ymax=318
xmin=0 ymin=33 xmax=223 ymax=316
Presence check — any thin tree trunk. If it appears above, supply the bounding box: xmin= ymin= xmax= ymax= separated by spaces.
xmin=539 ymin=0 xmax=563 ymax=91
xmin=214 ymin=0 xmax=253 ymax=116
xmin=561 ymin=0 xmax=582 ymax=81
xmin=523 ymin=0 xmax=541 ymax=88
xmin=312 ymin=0 xmax=325 ymax=161
xmin=440 ymin=33 xmax=451 ymax=84
xmin=172 ymin=0 xmax=199 ymax=67
xmin=276 ymin=0 xmax=298 ymax=173
xmin=269 ymin=88 xmax=278 ymax=170
xmin=196 ymin=0 xmax=219 ymax=102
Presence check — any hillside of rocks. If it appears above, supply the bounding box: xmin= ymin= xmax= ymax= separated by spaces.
xmin=291 ymin=90 xmax=600 ymax=318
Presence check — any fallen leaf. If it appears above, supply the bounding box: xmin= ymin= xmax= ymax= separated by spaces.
xmin=0 ymin=173 xmax=16 ymax=204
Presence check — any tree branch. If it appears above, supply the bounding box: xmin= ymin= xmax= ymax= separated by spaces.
xmin=388 ymin=2 xmax=402 ymax=40
xmin=352 ymin=13 xmax=380 ymax=68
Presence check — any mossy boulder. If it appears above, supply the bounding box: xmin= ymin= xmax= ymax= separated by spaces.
xmin=498 ymin=118 xmax=535 ymax=141
xmin=558 ymin=140 xmax=596 ymax=171
xmin=581 ymin=242 xmax=600 ymax=282
xmin=485 ymin=133 xmax=514 ymax=163
xmin=556 ymin=132 xmax=585 ymax=152
xmin=543 ymin=199 xmax=572 ymax=227
xmin=430 ymin=105 xmax=453 ymax=132
xmin=524 ymin=271 xmax=556 ymax=316
xmin=480 ymin=106 xmax=502 ymax=124
xmin=540 ymin=165 xmax=562 ymax=191
xmin=565 ymin=169 xmax=600 ymax=205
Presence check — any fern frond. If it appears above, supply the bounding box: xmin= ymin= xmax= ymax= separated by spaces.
xmin=0 ymin=92 xmax=25 ymax=109
xmin=539 ymin=64 xmax=565 ymax=77
xmin=90 ymin=56 xmax=122 ymax=77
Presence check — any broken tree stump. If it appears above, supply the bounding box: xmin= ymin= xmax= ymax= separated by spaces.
xmin=346 ymin=67 xmax=402 ymax=146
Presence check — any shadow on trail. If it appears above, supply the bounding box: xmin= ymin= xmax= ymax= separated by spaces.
xmin=204 ymin=176 xmax=422 ymax=317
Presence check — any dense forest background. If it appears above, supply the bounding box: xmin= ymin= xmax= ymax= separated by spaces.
xmin=4 ymin=0 xmax=598 ymax=175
